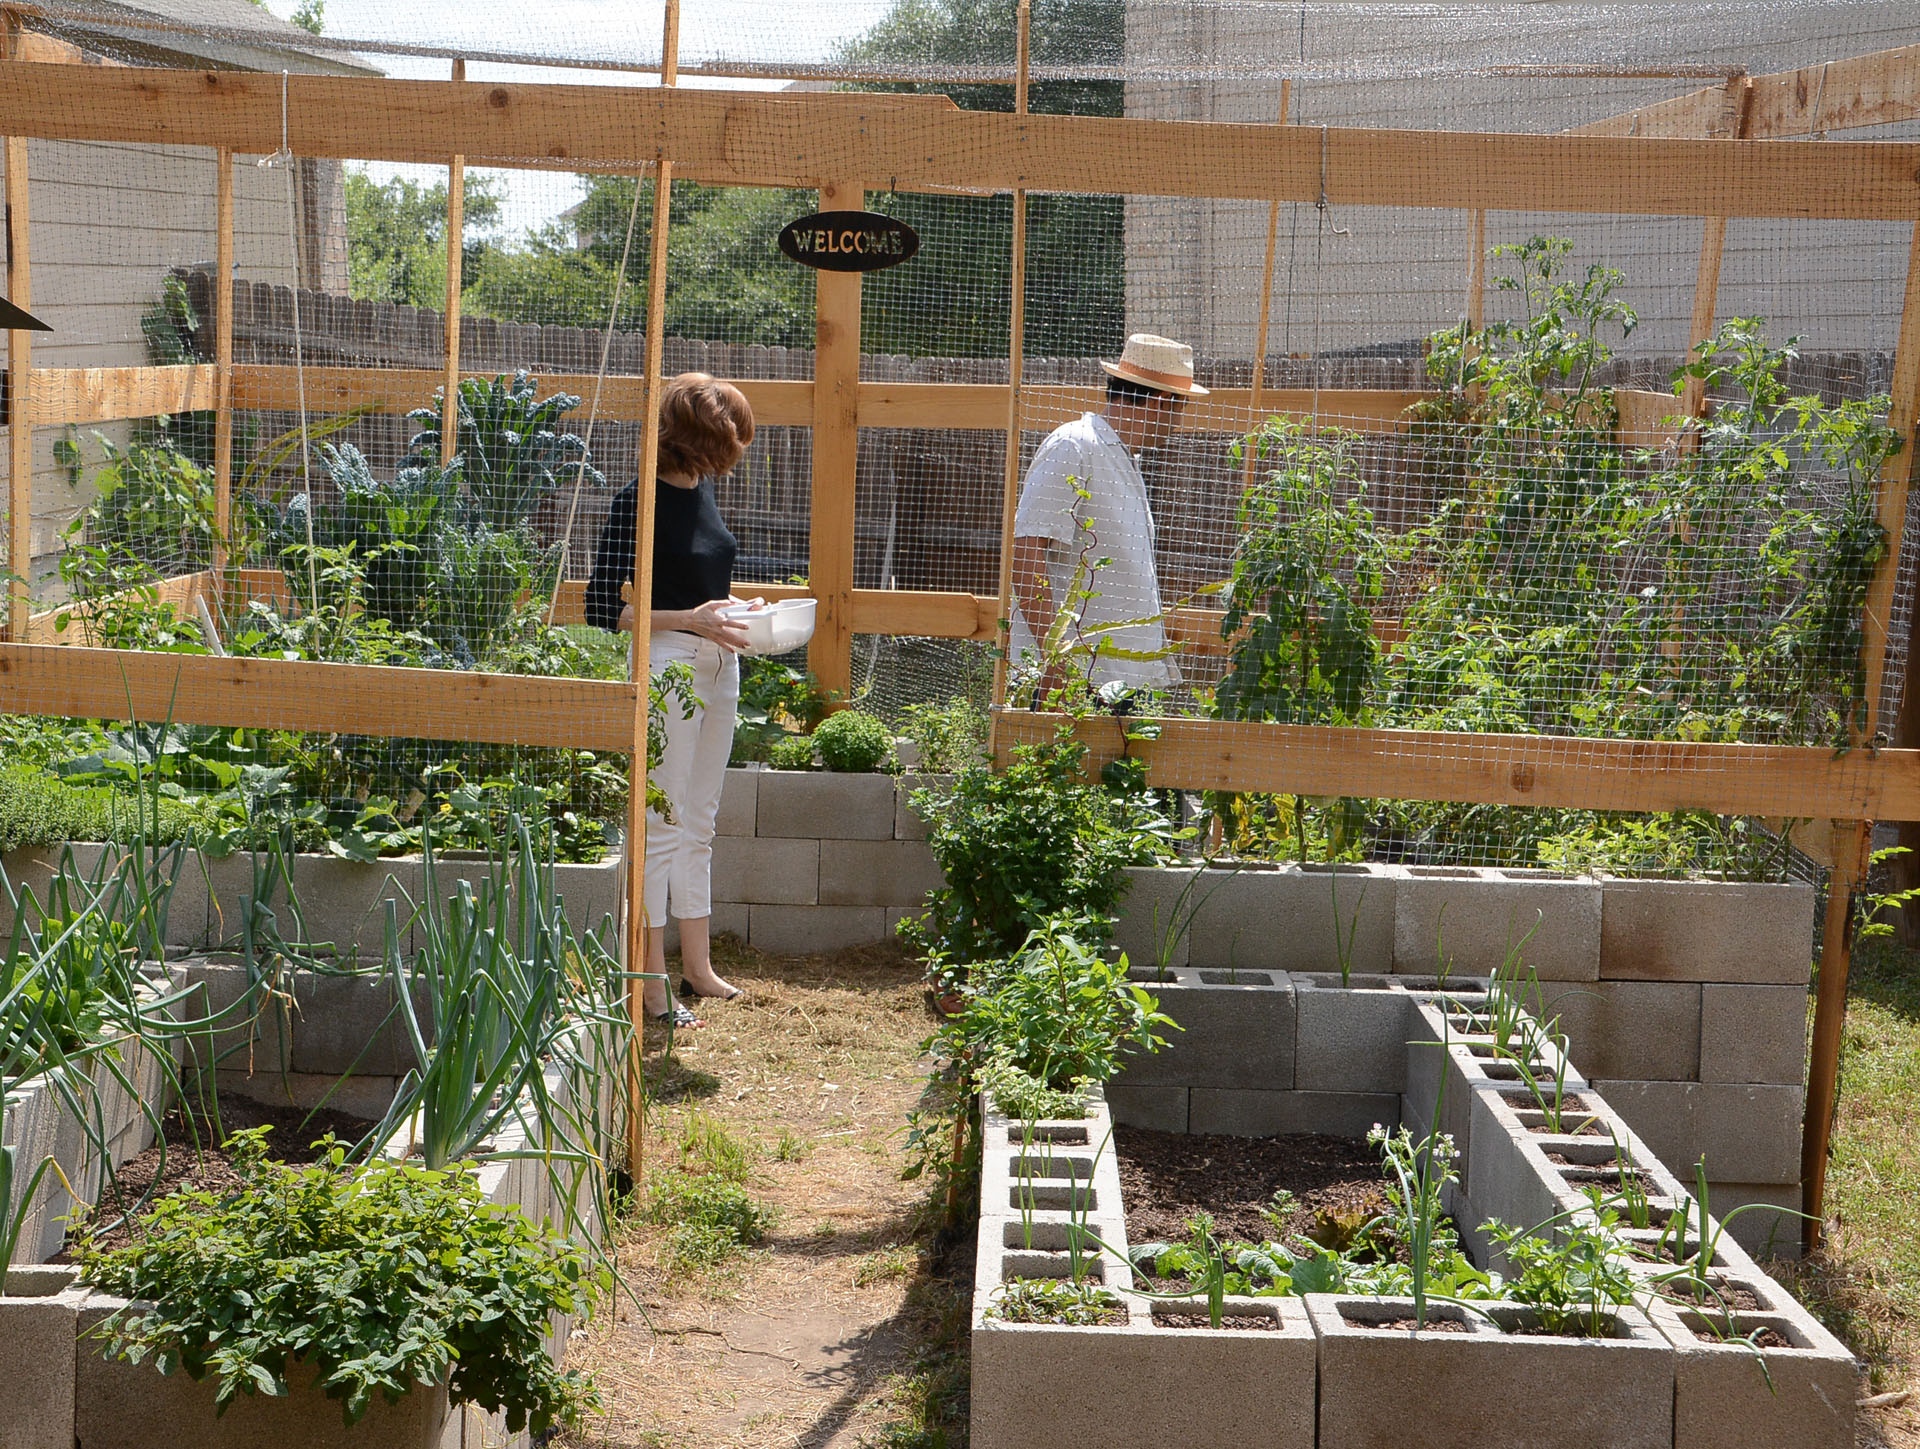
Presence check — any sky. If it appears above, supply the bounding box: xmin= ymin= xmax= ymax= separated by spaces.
xmin=257 ymin=0 xmax=898 ymax=238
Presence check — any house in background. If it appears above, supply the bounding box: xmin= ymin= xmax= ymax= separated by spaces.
xmin=1 ymin=0 xmax=378 ymax=569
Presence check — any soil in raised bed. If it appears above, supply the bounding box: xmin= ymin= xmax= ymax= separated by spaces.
xmin=1656 ymin=1280 xmax=1767 ymax=1313
xmin=1349 ymin=1316 xmax=1469 ymax=1333
xmin=1117 ymin=1127 xmax=1392 ymax=1248
xmin=61 ymin=1092 xmax=378 ymax=1256
xmin=1693 ymin=1326 xmax=1793 ymax=1349
xmin=1156 ymin=1312 xmax=1280 ymax=1331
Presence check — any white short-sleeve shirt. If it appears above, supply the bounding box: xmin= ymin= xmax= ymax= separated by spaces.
xmin=1008 ymin=412 xmax=1176 ymax=692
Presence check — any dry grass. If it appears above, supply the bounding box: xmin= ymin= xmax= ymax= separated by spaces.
xmin=559 ymin=935 xmax=969 ymax=1449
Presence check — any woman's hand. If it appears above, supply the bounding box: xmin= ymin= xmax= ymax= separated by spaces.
xmin=683 ymin=599 xmax=753 ymax=652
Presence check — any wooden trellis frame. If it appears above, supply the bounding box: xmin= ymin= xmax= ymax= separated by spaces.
xmin=1 ymin=40 xmax=1919 ymax=1241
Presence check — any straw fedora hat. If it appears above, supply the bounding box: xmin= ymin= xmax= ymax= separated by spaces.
xmin=1100 ymin=333 xmax=1209 ymax=397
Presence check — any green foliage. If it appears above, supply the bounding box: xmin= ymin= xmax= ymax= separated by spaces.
xmin=986 ymin=1277 xmax=1123 ymax=1325
xmin=903 ymin=733 xmax=1176 ymax=964
xmin=76 ymin=1131 xmax=603 ymax=1434
xmin=765 ymin=733 xmax=817 ymax=771
xmin=638 ymin=1171 xmax=773 ymax=1272
xmin=65 ymin=434 xmax=218 ymax=576
xmin=732 ymin=659 xmax=830 ymax=764
xmin=0 ymin=764 xmax=200 ymax=853
xmin=900 ymin=697 xmax=989 ymax=773
xmin=931 ymin=913 xmax=1175 ymax=1090
xmin=405 ymin=370 xmax=605 ymax=532
xmin=978 ymin=1056 xmax=1090 ymax=1121
xmin=813 ymin=709 xmax=894 ymax=773
xmin=1489 ymin=1215 xmax=1638 ymax=1338
xmin=345 ymin=170 xmax=503 ymax=308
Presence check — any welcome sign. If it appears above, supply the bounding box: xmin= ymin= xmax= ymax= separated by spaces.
xmin=779 ymin=210 xmax=919 ymax=272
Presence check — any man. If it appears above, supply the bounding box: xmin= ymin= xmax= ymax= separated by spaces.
xmin=1007 ymin=332 xmax=1207 ymax=703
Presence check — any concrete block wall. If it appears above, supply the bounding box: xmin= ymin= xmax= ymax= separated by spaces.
xmin=675 ymin=768 xmax=941 ymax=955
xmin=1118 ymin=865 xmax=1813 ymax=1246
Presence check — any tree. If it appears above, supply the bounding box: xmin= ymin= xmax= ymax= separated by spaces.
xmin=345 ymin=171 xmax=504 ymax=308
xmin=835 ymin=0 xmax=1127 ymax=359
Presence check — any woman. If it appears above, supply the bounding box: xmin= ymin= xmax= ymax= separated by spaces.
xmin=586 ymin=372 xmax=757 ymax=1028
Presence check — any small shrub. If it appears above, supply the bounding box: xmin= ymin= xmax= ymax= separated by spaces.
xmin=765 ymin=733 xmax=818 ymax=771
xmin=75 ymin=1131 xmax=603 ymax=1435
xmin=0 ymin=766 xmax=200 ymax=854
xmin=813 ymin=710 xmax=894 ymax=773
xmin=901 ymin=698 xmax=988 ymax=774
xmin=987 ymin=1278 xmax=1124 ymax=1325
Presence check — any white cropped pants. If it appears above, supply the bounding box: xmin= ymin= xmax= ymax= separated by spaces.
xmin=643 ymin=632 xmax=739 ymax=929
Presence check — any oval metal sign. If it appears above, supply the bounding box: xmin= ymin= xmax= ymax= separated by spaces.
xmin=779 ymin=210 xmax=919 ymax=272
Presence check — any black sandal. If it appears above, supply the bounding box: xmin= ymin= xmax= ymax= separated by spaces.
xmin=680 ymin=979 xmax=742 ymax=1003
xmin=650 ymin=1002 xmax=703 ymax=1028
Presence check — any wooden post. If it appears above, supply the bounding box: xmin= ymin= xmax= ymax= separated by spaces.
xmin=1802 ymin=818 xmax=1872 ymax=1252
xmin=988 ymin=0 xmax=1031 ymax=714
xmin=1465 ymin=209 xmax=1487 ymax=334
xmin=1241 ymin=77 xmax=1292 ymax=495
xmin=807 ymin=179 xmax=862 ymax=704
xmin=1680 ymin=78 xmax=1753 ymax=423
xmin=440 ymin=58 xmax=466 ymax=469
xmin=5 ymin=10 xmax=30 ymax=638
xmin=211 ymin=146 xmax=234 ymax=575
xmin=626 ymin=0 xmax=680 ymax=1187
xmin=1803 ymin=218 xmax=1920 ymax=1249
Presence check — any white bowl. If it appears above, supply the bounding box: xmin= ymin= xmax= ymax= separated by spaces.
xmin=719 ymin=598 xmax=817 ymax=657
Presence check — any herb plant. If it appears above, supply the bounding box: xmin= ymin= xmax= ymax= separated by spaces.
xmin=813 ymin=709 xmax=894 ymax=773
xmin=76 ymin=1130 xmax=604 ymax=1434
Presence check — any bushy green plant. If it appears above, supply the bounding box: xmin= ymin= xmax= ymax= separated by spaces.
xmin=76 ymin=1130 xmax=603 ymax=1434
xmin=904 ymin=733 xmax=1177 ymax=963
xmin=639 ymin=1171 xmax=773 ymax=1271
xmin=900 ymin=697 xmax=989 ymax=773
xmin=0 ymin=766 xmax=201 ymax=853
xmin=66 ymin=433 xmax=218 ymax=574
xmin=765 ymin=733 xmax=817 ymax=771
xmin=932 ymin=913 xmax=1175 ymax=1090
xmin=813 ymin=709 xmax=894 ymax=773
xmin=731 ymin=658 xmax=830 ymax=764
xmin=1488 ymin=1215 xmax=1637 ymax=1338
xmin=405 ymin=370 xmax=604 ymax=532
xmin=986 ymin=1277 xmax=1123 ymax=1325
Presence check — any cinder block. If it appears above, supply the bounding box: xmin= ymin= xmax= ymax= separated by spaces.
xmin=1186 ymin=865 xmax=1398 ymax=974
xmin=709 ymin=836 xmax=819 ymax=905
xmin=1293 ymin=975 xmax=1410 ymax=1094
xmin=715 ymin=768 xmax=758 ymax=837
xmin=1602 ymin=877 xmax=1815 ymax=984
xmin=894 ymin=775 xmax=952 ymax=841
xmin=217 ymin=1067 xmax=403 ymax=1123
xmin=1696 ymin=1083 xmax=1803 ymax=1185
xmin=1699 ymin=984 xmax=1808 ymax=1085
xmin=1703 ymin=1182 xmax=1806 ymax=1260
xmin=76 ymin=1299 xmax=454 ymax=1448
xmin=661 ymin=903 xmax=752 ymax=954
xmin=1466 ymin=1087 xmax=1572 ymax=1240
xmin=1395 ymin=869 xmax=1601 ymax=981
xmin=747 ymin=904 xmax=888 ymax=955
xmin=1595 ymin=1079 xmax=1700 ymax=1178
xmin=0 ymin=1267 xmax=83 ymax=1449
xmin=181 ymin=958 xmax=292 ymax=1077
xmin=970 ymin=1307 xmax=1317 ymax=1449
xmin=0 ymin=846 xmax=60 ymax=937
xmin=289 ymin=971 xmax=421 ymax=1077
xmin=1534 ymin=978 xmax=1702 ymax=1083
xmin=1110 ymin=968 xmax=1295 ymax=1091
xmin=1649 ymin=1297 xmax=1854 ymax=1449
xmin=755 ymin=771 xmax=897 ymax=839
xmin=1308 ymin=1296 xmax=1675 ymax=1449
xmin=818 ymin=839 xmax=943 ymax=907
xmin=1103 ymin=1083 xmax=1189 ymax=1133
xmin=1112 ymin=865 xmax=1215 ymax=973
xmin=1189 ymin=1088 xmax=1397 ymax=1138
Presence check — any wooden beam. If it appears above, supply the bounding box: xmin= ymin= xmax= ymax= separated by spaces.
xmin=0 ymin=641 xmax=638 ymax=750
xmin=212 ymin=149 xmax=234 ymax=573
xmin=990 ymin=0 xmax=1030 ymax=711
xmin=8 ymin=25 xmax=125 ymax=66
xmin=1 ymin=65 xmax=1916 ymax=220
xmin=1613 ymin=387 xmax=1683 ymax=453
xmin=440 ymin=58 xmax=465 ymax=469
xmin=22 ymin=569 xmax=211 ymax=646
xmin=1862 ymin=221 xmax=1920 ymax=740
xmin=6 ymin=79 xmax=30 ymax=640
xmin=991 ymin=711 xmax=1920 ymax=822
xmin=1803 ymin=818 xmax=1873 ymax=1253
xmin=808 ymin=179 xmax=861 ymax=703
xmin=1575 ymin=43 xmax=1920 ymax=142
xmin=29 ymin=363 xmax=220 ymax=424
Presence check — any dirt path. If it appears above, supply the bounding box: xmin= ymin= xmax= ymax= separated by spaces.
xmin=562 ymin=939 xmax=965 ymax=1449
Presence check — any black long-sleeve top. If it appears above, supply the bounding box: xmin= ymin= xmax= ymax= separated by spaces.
xmin=584 ymin=478 xmax=738 ymax=631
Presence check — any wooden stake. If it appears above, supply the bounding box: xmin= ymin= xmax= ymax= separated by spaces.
xmin=1680 ymin=79 xmax=1753 ymax=424
xmin=1241 ymin=77 xmax=1291 ymax=497
xmin=626 ymin=0 xmax=679 ymax=1189
xmin=988 ymin=0 xmax=1032 ymax=717
xmin=211 ymin=147 xmax=234 ymax=575
xmin=5 ymin=142 xmax=29 ymax=639
xmin=1802 ymin=819 xmax=1872 ymax=1252
xmin=440 ymin=58 xmax=466 ymax=469
xmin=807 ymin=179 xmax=862 ymax=704
xmin=1465 ymin=209 xmax=1487 ymax=334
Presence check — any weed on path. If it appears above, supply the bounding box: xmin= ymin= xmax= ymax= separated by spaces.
xmin=560 ymin=937 xmax=971 ymax=1449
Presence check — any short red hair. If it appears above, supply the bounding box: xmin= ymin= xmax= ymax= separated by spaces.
xmin=657 ymin=372 xmax=754 ymax=479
